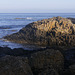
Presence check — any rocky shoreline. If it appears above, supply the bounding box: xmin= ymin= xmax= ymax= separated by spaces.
xmin=4 ymin=16 xmax=75 ymax=47
xmin=0 ymin=46 xmax=75 ymax=75
xmin=0 ymin=16 xmax=75 ymax=75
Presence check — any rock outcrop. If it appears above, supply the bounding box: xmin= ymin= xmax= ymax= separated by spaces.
xmin=0 ymin=55 xmax=33 ymax=75
xmin=29 ymin=49 xmax=64 ymax=75
xmin=4 ymin=16 xmax=75 ymax=46
xmin=0 ymin=46 xmax=75 ymax=75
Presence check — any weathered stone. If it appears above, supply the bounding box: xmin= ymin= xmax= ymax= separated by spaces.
xmin=38 ymin=69 xmax=59 ymax=75
xmin=29 ymin=49 xmax=64 ymax=75
xmin=4 ymin=17 xmax=75 ymax=46
xmin=0 ymin=55 xmax=33 ymax=75
xmin=69 ymin=64 xmax=75 ymax=75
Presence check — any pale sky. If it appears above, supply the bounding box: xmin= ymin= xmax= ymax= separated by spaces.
xmin=0 ymin=0 xmax=75 ymax=13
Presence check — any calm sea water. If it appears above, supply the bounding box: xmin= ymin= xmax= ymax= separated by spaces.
xmin=0 ymin=13 xmax=75 ymax=49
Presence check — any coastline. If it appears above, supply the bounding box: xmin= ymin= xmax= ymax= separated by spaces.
xmin=0 ymin=13 xmax=75 ymax=49
xmin=0 ymin=15 xmax=75 ymax=75
xmin=4 ymin=17 xmax=75 ymax=47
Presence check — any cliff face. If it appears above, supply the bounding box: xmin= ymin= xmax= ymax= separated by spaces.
xmin=4 ymin=16 xmax=75 ymax=46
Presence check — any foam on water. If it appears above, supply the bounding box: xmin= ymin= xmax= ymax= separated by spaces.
xmin=26 ymin=17 xmax=33 ymax=20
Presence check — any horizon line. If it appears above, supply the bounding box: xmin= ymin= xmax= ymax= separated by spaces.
xmin=0 ymin=12 xmax=75 ymax=14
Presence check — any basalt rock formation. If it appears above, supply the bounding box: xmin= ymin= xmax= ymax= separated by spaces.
xmin=0 ymin=55 xmax=33 ymax=75
xmin=4 ymin=16 xmax=75 ymax=46
xmin=29 ymin=49 xmax=64 ymax=75
xmin=0 ymin=46 xmax=75 ymax=75
xmin=0 ymin=47 xmax=64 ymax=75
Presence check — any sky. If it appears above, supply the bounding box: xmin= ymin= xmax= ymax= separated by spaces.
xmin=0 ymin=0 xmax=75 ymax=13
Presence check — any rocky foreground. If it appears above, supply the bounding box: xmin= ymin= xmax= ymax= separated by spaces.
xmin=0 ymin=46 xmax=75 ymax=75
xmin=4 ymin=16 xmax=75 ymax=46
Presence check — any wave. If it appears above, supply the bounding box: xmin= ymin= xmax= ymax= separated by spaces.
xmin=15 ymin=17 xmax=33 ymax=20
xmin=0 ymin=25 xmax=25 ymax=29
xmin=26 ymin=17 xmax=32 ymax=20
xmin=0 ymin=17 xmax=33 ymax=21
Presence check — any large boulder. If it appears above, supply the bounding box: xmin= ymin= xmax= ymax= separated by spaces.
xmin=28 ymin=49 xmax=64 ymax=75
xmin=0 ymin=55 xmax=33 ymax=75
xmin=4 ymin=16 xmax=75 ymax=46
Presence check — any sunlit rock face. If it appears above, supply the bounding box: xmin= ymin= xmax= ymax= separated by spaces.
xmin=32 ymin=16 xmax=74 ymax=34
xmin=4 ymin=16 xmax=75 ymax=46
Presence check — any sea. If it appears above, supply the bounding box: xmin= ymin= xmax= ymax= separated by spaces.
xmin=0 ymin=13 xmax=75 ymax=50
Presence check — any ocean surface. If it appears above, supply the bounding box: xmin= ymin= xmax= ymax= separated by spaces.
xmin=0 ymin=13 xmax=75 ymax=50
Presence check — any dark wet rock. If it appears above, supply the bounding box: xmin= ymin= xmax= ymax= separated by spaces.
xmin=0 ymin=46 xmax=75 ymax=75
xmin=4 ymin=17 xmax=75 ymax=46
xmin=0 ymin=55 xmax=33 ymax=75
xmin=69 ymin=64 xmax=75 ymax=75
xmin=0 ymin=47 xmax=12 ymax=57
xmin=38 ymin=69 xmax=59 ymax=75
xmin=63 ymin=48 xmax=75 ymax=66
xmin=29 ymin=49 xmax=64 ymax=75
xmin=0 ymin=46 xmax=41 ymax=57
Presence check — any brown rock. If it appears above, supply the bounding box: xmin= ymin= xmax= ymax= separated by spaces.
xmin=4 ymin=16 xmax=75 ymax=46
